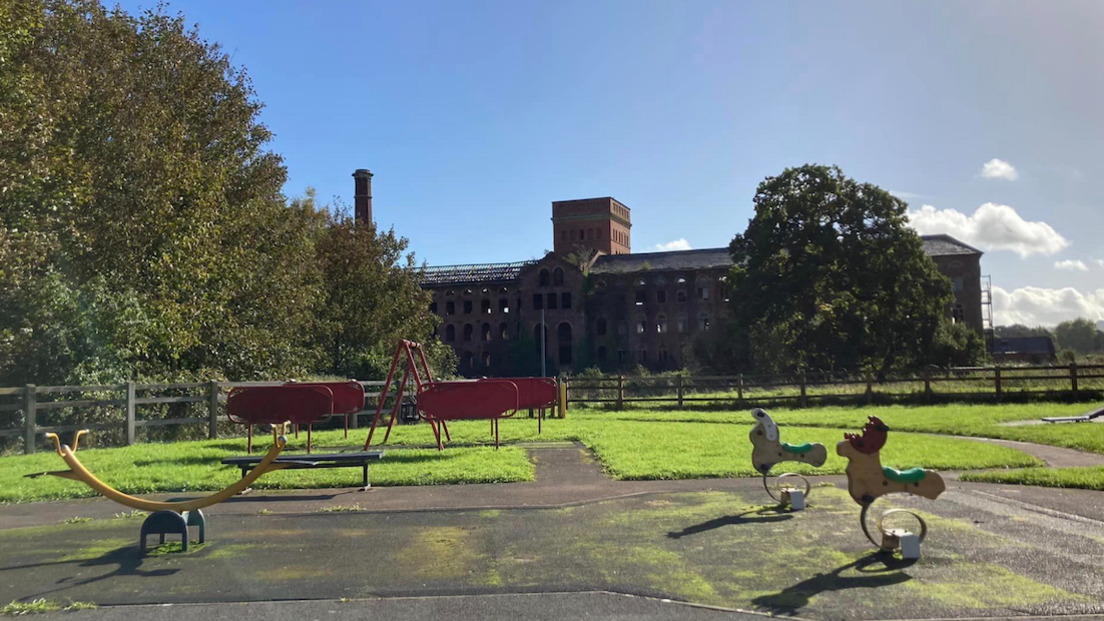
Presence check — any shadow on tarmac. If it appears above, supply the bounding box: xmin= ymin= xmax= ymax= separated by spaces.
xmin=751 ymin=552 xmax=916 ymax=615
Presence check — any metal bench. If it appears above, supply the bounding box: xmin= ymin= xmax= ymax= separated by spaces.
xmin=222 ymin=450 xmax=385 ymax=491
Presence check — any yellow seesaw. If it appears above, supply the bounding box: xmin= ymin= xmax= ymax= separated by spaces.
xmin=34 ymin=430 xmax=289 ymax=513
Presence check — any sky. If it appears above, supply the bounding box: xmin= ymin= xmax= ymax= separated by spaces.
xmin=113 ymin=0 xmax=1104 ymax=327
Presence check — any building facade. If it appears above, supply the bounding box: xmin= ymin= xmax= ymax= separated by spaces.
xmin=364 ymin=173 xmax=986 ymax=377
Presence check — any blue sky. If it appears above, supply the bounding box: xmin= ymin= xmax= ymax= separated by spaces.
xmin=114 ymin=0 xmax=1104 ymax=326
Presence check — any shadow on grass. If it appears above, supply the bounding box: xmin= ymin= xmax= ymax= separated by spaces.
xmin=751 ymin=552 xmax=915 ymax=615
xmin=667 ymin=506 xmax=794 ymax=539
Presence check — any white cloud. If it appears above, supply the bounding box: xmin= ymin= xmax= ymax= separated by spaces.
xmin=888 ymin=190 xmax=926 ymax=200
xmin=652 ymin=239 xmax=692 ymax=252
xmin=1054 ymin=259 xmax=1089 ymax=272
xmin=1095 ymin=259 xmax=1104 ymax=269
xmin=981 ymin=158 xmax=1019 ymax=181
xmin=907 ymin=203 xmax=1069 ymax=257
xmin=993 ymin=286 xmax=1104 ymax=326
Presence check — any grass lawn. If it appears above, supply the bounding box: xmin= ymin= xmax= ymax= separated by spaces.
xmin=960 ymin=466 xmax=1104 ymax=491
xmin=584 ymin=402 xmax=1104 ymax=454
xmin=0 ymin=411 xmax=1043 ymax=504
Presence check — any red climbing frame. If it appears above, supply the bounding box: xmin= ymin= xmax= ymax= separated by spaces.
xmin=363 ymin=340 xmax=557 ymax=450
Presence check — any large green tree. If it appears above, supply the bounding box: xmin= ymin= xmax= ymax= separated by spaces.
xmin=726 ymin=165 xmax=966 ymax=375
xmin=1054 ymin=318 xmax=1102 ymax=355
xmin=0 ymin=1 xmax=449 ymax=386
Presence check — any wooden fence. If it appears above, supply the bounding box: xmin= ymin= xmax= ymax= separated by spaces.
xmin=564 ymin=364 xmax=1104 ymax=410
xmin=0 ymin=380 xmax=389 ymax=455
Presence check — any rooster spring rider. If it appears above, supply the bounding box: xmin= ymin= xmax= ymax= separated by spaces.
xmin=837 ymin=416 xmax=945 ymax=551
xmin=749 ymin=408 xmax=827 ymax=505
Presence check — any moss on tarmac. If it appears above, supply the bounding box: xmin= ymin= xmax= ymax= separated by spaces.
xmin=1 ymin=488 xmax=1102 ymax=619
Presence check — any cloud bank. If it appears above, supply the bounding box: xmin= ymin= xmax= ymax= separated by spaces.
xmin=981 ymin=158 xmax=1018 ymax=181
xmin=993 ymin=286 xmax=1104 ymax=326
xmin=652 ymin=239 xmax=692 ymax=252
xmin=1054 ymin=260 xmax=1089 ymax=272
xmin=907 ymin=203 xmax=1069 ymax=257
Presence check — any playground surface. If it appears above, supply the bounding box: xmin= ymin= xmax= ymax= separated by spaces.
xmin=4 ymin=444 xmax=1104 ymax=620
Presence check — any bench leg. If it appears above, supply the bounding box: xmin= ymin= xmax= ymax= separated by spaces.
xmin=307 ymin=424 xmax=312 ymax=454
xmin=247 ymin=425 xmax=253 ymax=455
xmin=362 ymin=463 xmax=370 ymax=490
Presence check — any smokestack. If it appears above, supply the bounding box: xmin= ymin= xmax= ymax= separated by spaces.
xmin=352 ymin=169 xmax=373 ymax=226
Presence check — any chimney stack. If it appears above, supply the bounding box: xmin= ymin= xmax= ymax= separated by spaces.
xmin=352 ymin=169 xmax=373 ymax=226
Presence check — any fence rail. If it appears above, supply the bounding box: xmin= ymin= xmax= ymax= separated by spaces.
xmin=564 ymin=363 xmax=1104 ymax=410
xmin=0 ymin=380 xmax=391 ymax=454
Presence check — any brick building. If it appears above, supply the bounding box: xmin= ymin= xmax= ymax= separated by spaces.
xmin=359 ymin=175 xmax=987 ymax=377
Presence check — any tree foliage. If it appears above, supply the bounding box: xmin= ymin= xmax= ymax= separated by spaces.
xmin=725 ymin=165 xmax=976 ymax=375
xmin=1054 ymin=318 xmax=1103 ymax=355
xmin=0 ymin=1 xmax=449 ymax=386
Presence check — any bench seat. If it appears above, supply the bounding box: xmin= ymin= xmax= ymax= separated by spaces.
xmin=222 ymin=450 xmax=385 ymax=490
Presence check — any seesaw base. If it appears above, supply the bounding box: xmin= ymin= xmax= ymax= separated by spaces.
xmin=139 ymin=509 xmax=206 ymax=554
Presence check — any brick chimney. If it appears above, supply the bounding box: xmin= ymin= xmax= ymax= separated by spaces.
xmin=352 ymin=169 xmax=373 ymax=226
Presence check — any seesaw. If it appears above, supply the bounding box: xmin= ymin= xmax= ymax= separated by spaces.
xmin=749 ymin=408 xmax=827 ymax=508
xmin=28 ymin=430 xmax=290 ymax=553
xmin=838 ymin=416 xmax=945 ymax=558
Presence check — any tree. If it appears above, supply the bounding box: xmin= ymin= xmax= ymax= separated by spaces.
xmin=312 ymin=202 xmax=440 ymax=379
xmin=994 ymin=324 xmax=1054 ymax=340
xmin=1054 ymin=318 xmax=1102 ymax=355
xmin=726 ymin=165 xmax=959 ymax=375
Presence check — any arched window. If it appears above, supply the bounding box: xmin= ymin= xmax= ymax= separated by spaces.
xmin=953 ymin=304 xmax=966 ymax=323
xmin=481 ymin=299 xmax=491 ymax=314
xmin=677 ymin=314 xmax=688 ymax=333
xmin=445 ymin=325 xmax=456 ymax=342
xmin=635 ymin=278 xmax=646 ymax=287
xmin=596 ymin=317 xmax=608 ymax=336
xmin=482 ymin=351 xmax=492 ymax=368
xmin=463 ymin=324 xmax=473 ymax=342
xmin=676 ymin=277 xmax=687 ymax=285
xmin=636 ymin=314 xmax=647 ymax=334
xmin=539 ymin=269 xmax=550 ymax=287
xmin=553 ymin=267 xmax=564 ymax=286
xmin=696 ymin=276 xmax=711 ymax=300
xmin=697 ymin=312 xmax=710 ymax=331
xmin=655 ymin=276 xmax=667 ymax=286
xmin=499 ymin=322 xmax=509 ymax=339
xmin=558 ymin=322 xmax=573 ymax=365
xmin=462 ymin=351 xmax=474 ymax=370
xmin=656 ymin=314 xmax=668 ymax=333
xmin=676 ymin=289 xmax=687 ymax=303
xmin=481 ymin=323 xmax=491 ymax=341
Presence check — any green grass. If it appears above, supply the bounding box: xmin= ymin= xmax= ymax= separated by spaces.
xmin=960 ymin=466 xmax=1104 ymax=490
xmin=0 ymin=410 xmax=1045 ymax=503
xmin=1 ymin=599 xmax=97 ymax=615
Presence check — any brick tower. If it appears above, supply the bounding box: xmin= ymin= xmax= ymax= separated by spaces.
xmin=352 ymin=169 xmax=373 ymax=226
xmin=551 ymin=197 xmax=631 ymax=256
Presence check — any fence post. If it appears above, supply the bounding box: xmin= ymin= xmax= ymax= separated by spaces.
xmin=923 ymin=367 xmax=933 ymax=403
xmin=677 ymin=375 xmax=684 ymax=408
xmin=865 ymin=376 xmax=874 ymax=405
xmin=125 ymin=381 xmax=136 ymax=446
xmin=208 ymin=381 xmax=221 ymax=439
xmin=1071 ymin=362 xmax=1079 ymax=397
xmin=616 ymin=375 xmax=624 ymax=411
xmin=23 ymin=385 xmax=36 ymax=455
xmin=994 ymin=366 xmax=1002 ymax=402
xmin=737 ymin=374 xmax=745 ymax=406
xmin=799 ymin=371 xmax=808 ymax=408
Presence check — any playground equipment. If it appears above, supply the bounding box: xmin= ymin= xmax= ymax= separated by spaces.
xmin=29 ymin=430 xmax=290 ymax=553
xmin=364 ymin=339 xmax=559 ymax=450
xmin=1042 ymin=405 xmax=1104 ymax=424
xmin=749 ymin=408 xmax=827 ymax=508
xmin=837 ymin=416 xmax=945 ymax=557
xmin=228 ymin=381 xmax=365 ymax=454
